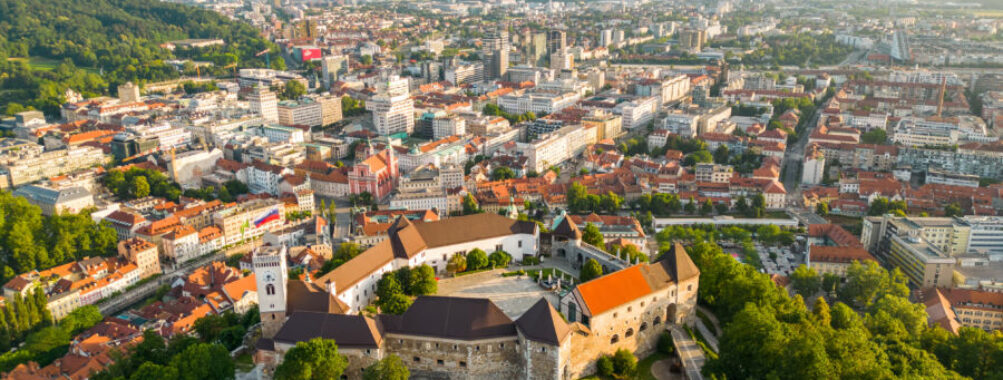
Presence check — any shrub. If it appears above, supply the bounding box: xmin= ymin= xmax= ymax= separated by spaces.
xmin=657 ymin=331 xmax=674 ymax=354
xmin=596 ymin=355 xmax=614 ymax=377
xmin=612 ymin=349 xmax=637 ymax=376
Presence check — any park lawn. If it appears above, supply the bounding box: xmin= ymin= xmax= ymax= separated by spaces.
xmin=636 ymin=352 xmax=672 ymax=380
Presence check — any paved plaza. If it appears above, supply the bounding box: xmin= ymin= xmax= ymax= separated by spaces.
xmin=437 ymin=270 xmax=561 ymax=319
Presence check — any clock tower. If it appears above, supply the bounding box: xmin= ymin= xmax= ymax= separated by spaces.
xmin=253 ymin=245 xmax=288 ymax=339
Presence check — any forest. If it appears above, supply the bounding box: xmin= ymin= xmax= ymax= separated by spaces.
xmin=655 ymin=226 xmax=1003 ymax=380
xmin=0 ymin=191 xmax=119 ymax=282
xmin=0 ymin=0 xmax=276 ymax=115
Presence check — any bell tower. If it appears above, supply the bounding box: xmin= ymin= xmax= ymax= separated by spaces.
xmin=253 ymin=245 xmax=288 ymax=339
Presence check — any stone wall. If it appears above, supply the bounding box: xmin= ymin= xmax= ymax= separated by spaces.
xmin=382 ymin=334 xmax=522 ymax=380
xmin=518 ymin=333 xmax=567 ymax=379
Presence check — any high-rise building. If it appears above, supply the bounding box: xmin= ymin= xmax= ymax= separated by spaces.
xmin=600 ymin=29 xmax=614 ymax=48
xmin=550 ymin=48 xmax=574 ymax=71
xmin=678 ymin=29 xmax=706 ymax=52
xmin=321 ymin=55 xmax=348 ymax=88
xmin=548 ymin=30 xmax=567 ymax=54
xmin=531 ymin=32 xmax=548 ymax=66
xmin=482 ymin=25 xmax=510 ymax=79
xmin=367 ymin=81 xmax=415 ymax=135
xmin=248 ymin=86 xmax=279 ymax=123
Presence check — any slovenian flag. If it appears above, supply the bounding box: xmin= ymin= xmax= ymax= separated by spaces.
xmin=254 ymin=208 xmax=280 ymax=228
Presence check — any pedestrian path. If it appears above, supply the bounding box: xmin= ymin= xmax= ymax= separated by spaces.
xmin=669 ymin=326 xmax=705 ymax=380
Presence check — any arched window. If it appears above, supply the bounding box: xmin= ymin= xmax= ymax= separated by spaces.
xmin=639 ymin=322 xmax=648 ymax=331
xmin=266 ymin=284 xmax=275 ymax=295
xmin=654 ymin=316 xmax=662 ymax=325
xmin=567 ymin=302 xmax=577 ymax=323
xmin=625 ymin=328 xmax=634 ymax=338
xmin=610 ymin=334 xmax=619 ymax=344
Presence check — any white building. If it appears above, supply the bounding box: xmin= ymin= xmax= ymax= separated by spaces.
xmin=367 ymin=93 xmax=415 ymax=135
xmin=801 ymin=147 xmax=826 ymax=185
xmin=277 ymin=97 xmax=323 ymax=127
xmin=248 ymin=87 xmax=279 ymax=123
xmin=518 ymin=124 xmax=595 ymax=173
xmin=615 ymin=96 xmax=658 ymax=129
xmin=498 ymin=90 xmax=581 ymax=115
xmin=432 ymin=116 xmax=466 ymax=139
xmin=169 ymin=148 xmax=223 ymax=189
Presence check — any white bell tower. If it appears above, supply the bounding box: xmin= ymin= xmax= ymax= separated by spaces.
xmin=253 ymin=245 xmax=288 ymax=338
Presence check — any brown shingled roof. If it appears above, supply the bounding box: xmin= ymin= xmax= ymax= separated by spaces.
xmin=382 ymin=296 xmax=516 ymax=340
xmin=516 ymin=299 xmax=570 ymax=345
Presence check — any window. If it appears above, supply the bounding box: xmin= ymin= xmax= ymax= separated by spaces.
xmin=460 ymin=361 xmax=467 ymax=368
xmin=640 ymin=322 xmax=648 ymax=331
xmin=413 ymin=357 xmax=420 ymax=363
xmin=496 ymin=244 xmax=503 ymax=252
xmin=453 ymin=344 xmax=458 ymax=350
xmin=627 ymin=306 xmax=632 ymax=312
xmin=654 ymin=316 xmax=662 ymax=325
xmin=266 ymin=284 xmax=275 ymax=295
xmin=687 ymin=284 xmax=693 ymax=291
xmin=437 ymin=360 xmax=444 ymax=366
xmin=541 ymin=347 xmax=547 ymax=353
xmin=476 ymin=345 xmax=480 ymax=351
xmin=610 ymin=335 xmax=619 ymax=344
xmin=518 ymin=241 xmax=523 ymax=248
xmin=625 ymin=328 xmax=634 ymax=337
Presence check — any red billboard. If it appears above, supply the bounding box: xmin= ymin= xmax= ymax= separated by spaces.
xmin=301 ymin=48 xmax=321 ymax=62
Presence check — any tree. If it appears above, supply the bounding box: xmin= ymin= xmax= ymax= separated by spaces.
xmin=581 ymin=223 xmax=604 ymax=248
xmin=715 ymin=202 xmax=729 ymax=214
xmin=612 ymin=348 xmax=638 ymax=376
xmin=596 ymin=355 xmax=614 ymax=377
xmin=790 ymin=265 xmax=821 ymax=297
xmin=130 ymin=362 xmax=178 ymax=380
xmin=860 ymin=128 xmax=887 ymax=144
xmin=816 ymin=202 xmax=829 ymax=217
xmin=944 ymin=202 xmax=963 ymax=217
xmin=490 ymin=166 xmax=515 ymax=181
xmin=462 ymin=193 xmax=481 ymax=215
xmin=837 ymin=261 xmax=909 ymax=309
xmin=360 ymin=55 xmax=373 ymax=65
xmin=488 ymin=250 xmax=512 ymax=268
xmin=700 ymin=199 xmax=714 ymax=216
xmin=683 ymin=150 xmax=714 ymax=166
xmin=713 ymin=144 xmax=730 ymax=164
xmin=274 ymin=338 xmax=348 ymax=380
xmin=131 ymin=176 xmax=151 ymax=198
xmin=580 ymin=259 xmax=603 ymax=282
xmin=566 ymin=182 xmax=588 ymax=213
xmin=868 ymin=197 xmax=889 ymax=216
xmin=684 ymin=197 xmax=697 ymax=214
xmin=466 ymin=248 xmax=489 ymax=270
xmin=170 ymin=343 xmax=234 ymax=380
xmin=376 ymin=274 xmax=403 ymax=303
xmin=446 ymin=253 xmax=467 ymax=274
xmin=379 ymin=294 xmax=412 ymax=315
xmin=407 ymin=265 xmax=437 ymax=296
xmin=362 ymin=354 xmax=410 ymax=380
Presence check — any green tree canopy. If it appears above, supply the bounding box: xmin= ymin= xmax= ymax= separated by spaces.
xmin=274 ymin=338 xmax=348 ymax=380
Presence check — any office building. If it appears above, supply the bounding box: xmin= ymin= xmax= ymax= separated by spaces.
xmin=248 ymin=87 xmax=279 ymax=123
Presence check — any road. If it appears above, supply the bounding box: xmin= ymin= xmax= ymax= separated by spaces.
xmin=317 ymin=196 xmax=353 ymax=241
xmin=780 ymin=104 xmax=822 ymax=205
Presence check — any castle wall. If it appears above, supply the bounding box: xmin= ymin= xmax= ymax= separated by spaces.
xmin=382 ymin=333 xmax=522 ymax=380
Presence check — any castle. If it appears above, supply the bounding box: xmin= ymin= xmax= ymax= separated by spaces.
xmin=253 ymin=213 xmax=699 ymax=379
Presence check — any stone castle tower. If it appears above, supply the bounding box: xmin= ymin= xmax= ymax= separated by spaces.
xmin=253 ymin=245 xmax=288 ymax=339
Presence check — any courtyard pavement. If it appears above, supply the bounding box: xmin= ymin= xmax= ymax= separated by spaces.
xmin=437 ymin=270 xmax=560 ymax=319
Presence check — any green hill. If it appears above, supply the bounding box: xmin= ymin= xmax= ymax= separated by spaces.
xmin=0 ymin=0 xmax=277 ymax=115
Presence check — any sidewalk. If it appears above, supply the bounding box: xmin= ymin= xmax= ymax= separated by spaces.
xmin=669 ymin=326 xmax=705 ymax=380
